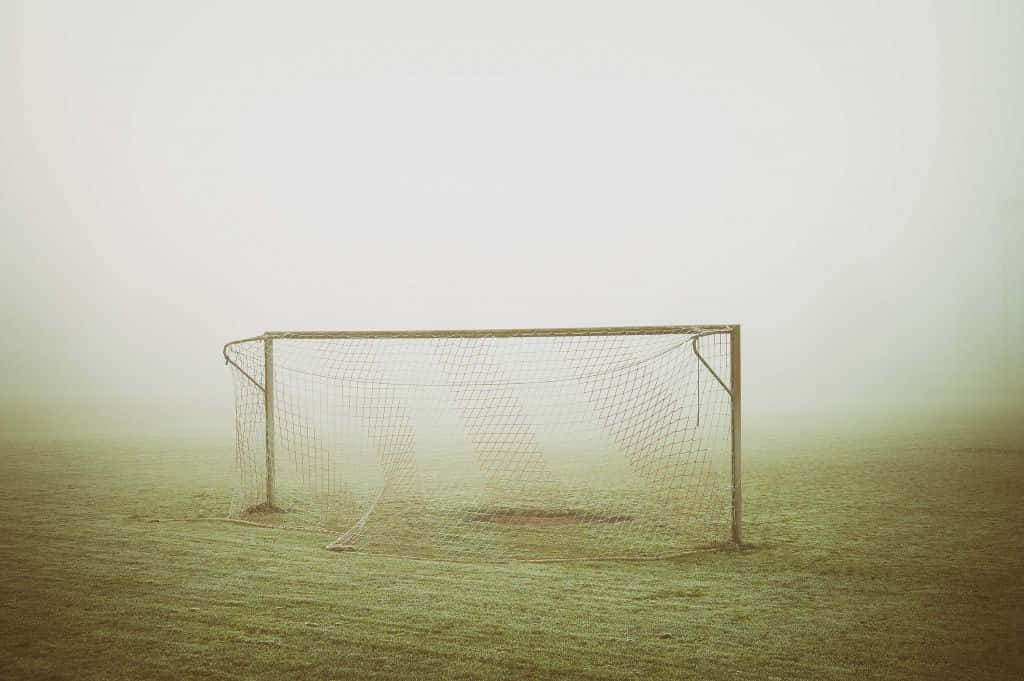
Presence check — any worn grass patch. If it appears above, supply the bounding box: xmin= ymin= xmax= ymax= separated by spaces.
xmin=466 ymin=507 xmax=633 ymax=526
xmin=1 ymin=426 xmax=1022 ymax=680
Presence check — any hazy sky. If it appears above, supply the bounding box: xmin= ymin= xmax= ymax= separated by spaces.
xmin=2 ymin=1 xmax=1022 ymax=434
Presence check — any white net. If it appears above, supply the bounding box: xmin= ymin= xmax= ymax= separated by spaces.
xmin=224 ymin=327 xmax=737 ymax=561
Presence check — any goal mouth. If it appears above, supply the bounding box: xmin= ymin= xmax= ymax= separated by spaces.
xmin=223 ymin=324 xmax=741 ymax=560
xmin=465 ymin=508 xmax=633 ymax=527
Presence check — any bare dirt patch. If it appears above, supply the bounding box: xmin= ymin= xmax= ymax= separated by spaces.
xmin=244 ymin=502 xmax=286 ymax=514
xmin=467 ymin=509 xmax=632 ymax=527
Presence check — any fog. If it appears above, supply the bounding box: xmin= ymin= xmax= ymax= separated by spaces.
xmin=2 ymin=1 xmax=1022 ymax=437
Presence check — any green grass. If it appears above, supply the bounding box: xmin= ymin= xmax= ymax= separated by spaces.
xmin=1 ymin=427 xmax=1022 ymax=680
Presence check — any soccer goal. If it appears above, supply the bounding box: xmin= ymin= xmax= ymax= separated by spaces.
xmin=223 ymin=325 xmax=741 ymax=561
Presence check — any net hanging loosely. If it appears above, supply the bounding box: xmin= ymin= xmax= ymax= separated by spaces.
xmin=224 ymin=327 xmax=736 ymax=561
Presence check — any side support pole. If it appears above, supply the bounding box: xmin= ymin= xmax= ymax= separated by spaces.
xmin=730 ymin=325 xmax=742 ymax=544
xmin=264 ymin=336 xmax=275 ymax=508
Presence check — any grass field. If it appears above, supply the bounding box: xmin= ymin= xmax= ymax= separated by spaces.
xmin=2 ymin=423 xmax=1022 ymax=680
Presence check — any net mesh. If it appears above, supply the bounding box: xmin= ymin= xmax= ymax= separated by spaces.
xmin=224 ymin=327 xmax=735 ymax=561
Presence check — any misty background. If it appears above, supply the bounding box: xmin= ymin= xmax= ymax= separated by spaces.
xmin=2 ymin=1 xmax=1021 ymax=438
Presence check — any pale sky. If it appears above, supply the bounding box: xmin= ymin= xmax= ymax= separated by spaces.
xmin=2 ymin=0 xmax=1022 ymax=434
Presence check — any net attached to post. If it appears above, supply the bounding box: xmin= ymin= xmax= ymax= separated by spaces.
xmin=224 ymin=326 xmax=735 ymax=562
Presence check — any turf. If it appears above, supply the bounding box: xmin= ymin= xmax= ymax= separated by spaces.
xmin=1 ymin=425 xmax=1022 ymax=680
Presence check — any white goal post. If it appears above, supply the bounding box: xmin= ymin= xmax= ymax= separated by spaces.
xmin=223 ymin=325 xmax=741 ymax=561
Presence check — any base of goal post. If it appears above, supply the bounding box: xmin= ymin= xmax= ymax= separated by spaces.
xmin=244 ymin=502 xmax=285 ymax=514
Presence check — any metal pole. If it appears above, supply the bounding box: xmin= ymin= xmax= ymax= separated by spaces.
xmin=730 ymin=325 xmax=742 ymax=544
xmin=264 ymin=336 xmax=275 ymax=508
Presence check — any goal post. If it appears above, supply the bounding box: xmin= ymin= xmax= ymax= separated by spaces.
xmin=263 ymin=336 xmax=275 ymax=510
xmin=224 ymin=325 xmax=742 ymax=561
xmin=730 ymin=324 xmax=741 ymax=545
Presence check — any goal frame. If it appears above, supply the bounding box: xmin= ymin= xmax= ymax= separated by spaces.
xmin=223 ymin=324 xmax=743 ymax=546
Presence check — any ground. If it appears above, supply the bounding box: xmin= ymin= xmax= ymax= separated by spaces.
xmin=1 ymin=423 xmax=1022 ymax=680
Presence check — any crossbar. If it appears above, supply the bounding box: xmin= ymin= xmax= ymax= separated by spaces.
xmin=259 ymin=324 xmax=734 ymax=340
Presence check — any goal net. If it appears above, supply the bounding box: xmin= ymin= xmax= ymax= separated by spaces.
xmin=223 ymin=326 xmax=740 ymax=561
